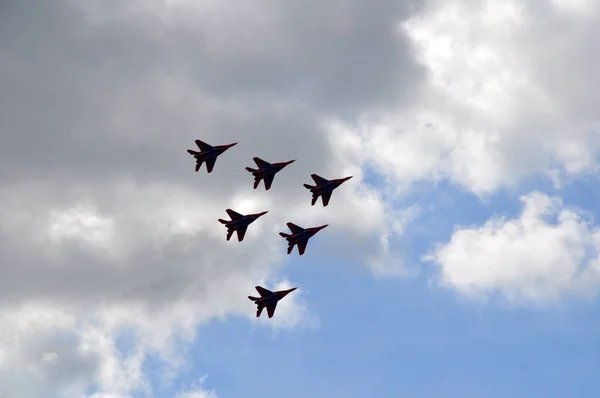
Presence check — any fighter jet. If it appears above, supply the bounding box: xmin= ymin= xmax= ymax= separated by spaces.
xmin=248 ymin=286 xmax=297 ymax=318
xmin=245 ymin=157 xmax=296 ymax=190
xmin=186 ymin=139 xmax=237 ymax=173
xmin=303 ymin=174 xmax=353 ymax=207
xmin=279 ymin=222 xmax=328 ymax=255
xmin=218 ymin=209 xmax=269 ymax=242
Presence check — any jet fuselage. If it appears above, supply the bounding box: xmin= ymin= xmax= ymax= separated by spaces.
xmin=311 ymin=180 xmax=337 ymax=193
xmin=254 ymin=295 xmax=278 ymax=307
xmin=254 ymin=288 xmax=297 ymax=306
xmin=253 ymin=161 xmax=294 ymax=177
xmin=227 ymin=212 xmax=268 ymax=228
xmin=286 ymin=225 xmax=328 ymax=243
xmin=292 ymin=225 xmax=327 ymax=240
xmin=205 ymin=145 xmax=232 ymax=157
xmin=290 ymin=230 xmax=313 ymax=241
xmin=306 ymin=176 xmax=353 ymax=194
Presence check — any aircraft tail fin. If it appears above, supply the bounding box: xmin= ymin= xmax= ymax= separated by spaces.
xmin=303 ymin=184 xmax=314 ymax=190
xmin=187 ymin=149 xmax=199 ymax=155
xmin=279 ymin=232 xmax=290 ymax=238
xmin=245 ymin=167 xmax=257 ymax=173
xmin=218 ymin=219 xmax=228 ymax=224
xmin=248 ymin=296 xmax=259 ymax=301
xmin=311 ymin=195 xmax=318 ymax=206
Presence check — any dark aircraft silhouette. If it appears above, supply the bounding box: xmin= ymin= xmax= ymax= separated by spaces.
xmin=186 ymin=139 xmax=237 ymax=173
xmin=303 ymin=174 xmax=353 ymax=207
xmin=245 ymin=157 xmax=296 ymax=190
xmin=248 ymin=286 xmax=297 ymax=318
xmin=218 ymin=209 xmax=268 ymax=242
xmin=279 ymin=222 xmax=328 ymax=255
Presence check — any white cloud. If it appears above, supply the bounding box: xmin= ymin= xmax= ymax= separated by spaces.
xmin=332 ymin=0 xmax=600 ymax=196
xmin=426 ymin=192 xmax=600 ymax=304
xmin=176 ymin=376 xmax=219 ymax=398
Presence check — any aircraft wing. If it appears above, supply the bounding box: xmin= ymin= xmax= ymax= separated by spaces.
xmin=263 ymin=174 xmax=275 ymax=190
xmin=286 ymin=222 xmax=304 ymax=234
xmin=321 ymin=190 xmax=333 ymax=207
xmin=266 ymin=302 xmax=277 ymax=318
xmin=255 ymin=286 xmax=272 ymax=297
xmin=253 ymin=157 xmax=271 ymax=169
xmin=236 ymin=226 xmax=248 ymax=242
xmin=226 ymin=209 xmax=243 ymax=220
xmin=311 ymin=174 xmax=329 ymax=185
xmin=195 ymin=139 xmax=213 ymax=151
xmin=297 ymin=239 xmax=308 ymax=256
xmin=205 ymin=157 xmax=216 ymax=173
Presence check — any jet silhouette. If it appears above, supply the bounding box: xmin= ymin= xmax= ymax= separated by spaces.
xmin=279 ymin=222 xmax=328 ymax=255
xmin=218 ymin=209 xmax=268 ymax=242
xmin=303 ymin=174 xmax=353 ymax=207
xmin=245 ymin=157 xmax=296 ymax=190
xmin=187 ymin=139 xmax=237 ymax=173
xmin=248 ymin=286 xmax=297 ymax=318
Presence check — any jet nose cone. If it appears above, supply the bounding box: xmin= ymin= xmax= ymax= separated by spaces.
xmin=228 ymin=142 xmax=238 ymax=147
xmin=259 ymin=211 xmax=269 ymax=216
xmin=287 ymin=159 xmax=296 ymax=164
xmin=344 ymin=176 xmax=353 ymax=181
xmin=320 ymin=224 xmax=329 ymax=229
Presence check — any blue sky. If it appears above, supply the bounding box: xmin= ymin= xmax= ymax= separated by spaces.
xmin=146 ymin=173 xmax=600 ymax=398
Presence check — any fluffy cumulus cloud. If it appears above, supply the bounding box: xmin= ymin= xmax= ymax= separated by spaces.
xmin=0 ymin=0 xmax=424 ymax=396
xmin=427 ymin=192 xmax=600 ymax=304
xmin=401 ymin=0 xmax=600 ymax=303
xmin=330 ymin=0 xmax=600 ymax=195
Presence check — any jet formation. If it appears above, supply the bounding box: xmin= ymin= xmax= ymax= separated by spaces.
xmin=187 ymin=139 xmax=353 ymax=318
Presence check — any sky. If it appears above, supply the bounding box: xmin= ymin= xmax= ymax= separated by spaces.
xmin=1 ymin=0 xmax=600 ymax=397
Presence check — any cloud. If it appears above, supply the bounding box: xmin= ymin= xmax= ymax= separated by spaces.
xmin=176 ymin=376 xmax=218 ymax=398
xmin=0 ymin=0 xmax=424 ymax=396
xmin=426 ymin=192 xmax=600 ymax=304
xmin=330 ymin=0 xmax=600 ymax=195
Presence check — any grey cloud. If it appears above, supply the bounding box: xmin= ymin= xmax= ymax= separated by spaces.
xmin=1 ymin=0 xmax=427 ymax=184
xmin=519 ymin=2 xmax=600 ymax=121
xmin=352 ymin=0 xmax=600 ymax=196
xmin=0 ymin=316 xmax=99 ymax=398
xmin=492 ymin=1 xmax=600 ymax=174
xmin=0 ymin=0 xmax=429 ymax=306
xmin=0 ymin=182 xmax=280 ymax=308
xmin=182 ymin=0 xmax=428 ymax=115
xmin=0 ymin=0 xmax=427 ymax=395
